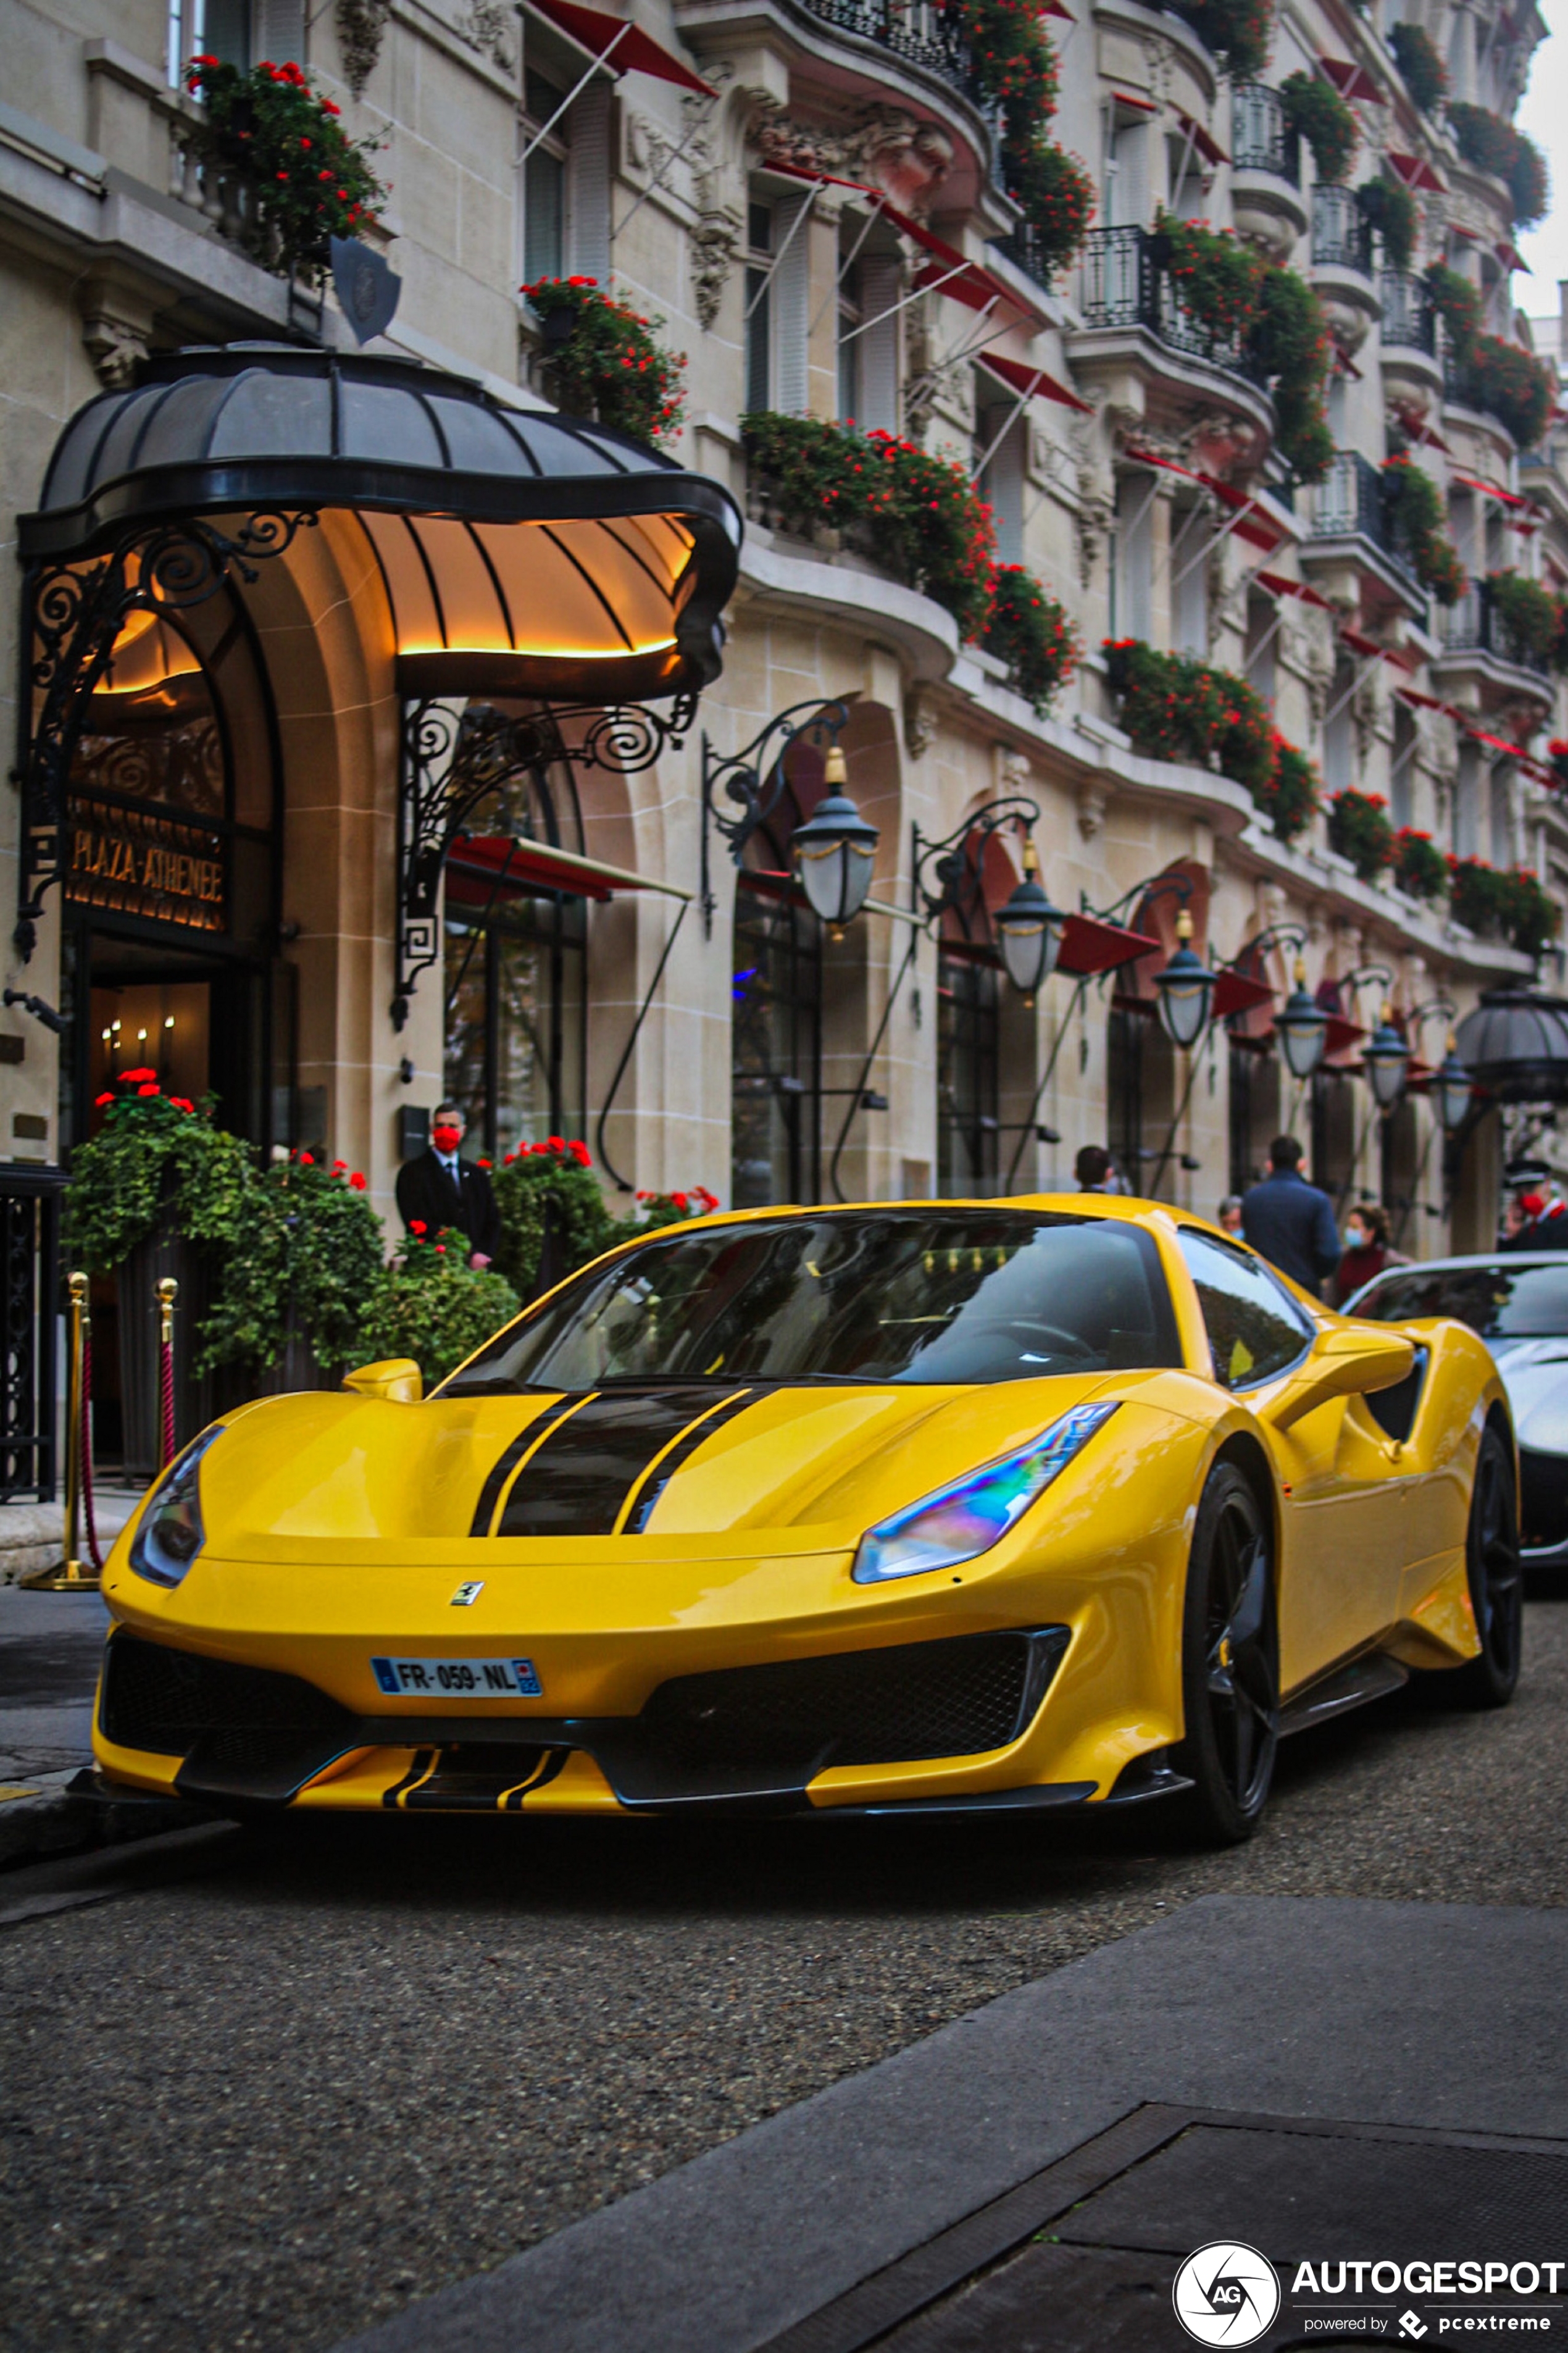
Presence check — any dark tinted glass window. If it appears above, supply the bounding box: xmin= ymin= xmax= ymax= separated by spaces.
xmin=443 ymin=1212 xmax=1183 ymax=1394
xmin=1353 ymin=1261 xmax=1568 ymax=1339
xmin=1178 ymin=1229 xmax=1315 ymax=1390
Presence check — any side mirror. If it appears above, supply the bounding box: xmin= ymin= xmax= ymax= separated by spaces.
xmin=1266 ymin=1326 xmax=1414 ymax=1432
xmin=342 ymin=1358 xmax=423 ymax=1404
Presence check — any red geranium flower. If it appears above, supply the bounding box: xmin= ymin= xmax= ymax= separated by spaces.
xmin=94 ymin=1092 xmax=114 ymax=1108
xmin=169 ymin=1098 xmax=194 ymax=1114
xmin=409 ymin=1219 xmax=427 ymax=1235
xmin=136 ymin=1083 xmax=159 ymax=1098
xmin=349 ymin=1172 xmax=366 ymax=1190
xmin=120 ymin=1067 xmax=157 ymax=1084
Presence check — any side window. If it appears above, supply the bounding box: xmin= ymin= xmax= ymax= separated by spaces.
xmin=1177 ymin=1230 xmax=1315 ymax=1391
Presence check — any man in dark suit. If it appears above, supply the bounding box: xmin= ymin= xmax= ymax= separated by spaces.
xmin=1241 ymin=1134 xmax=1341 ymax=1296
xmin=395 ymin=1103 xmax=502 ymax=1269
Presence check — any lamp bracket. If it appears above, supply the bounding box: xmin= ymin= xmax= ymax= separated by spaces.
xmin=393 ymin=691 xmax=696 ymax=1029
xmin=912 ymin=795 xmax=1040 ymax=926
xmin=699 ymin=700 xmax=849 ymax=937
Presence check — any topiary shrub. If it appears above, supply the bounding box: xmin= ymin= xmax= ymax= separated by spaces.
xmin=1327 ymin=788 xmax=1396 ymax=882
xmin=1393 ymin=828 xmax=1449 ymax=903
xmin=357 ymin=1226 xmax=522 ymax=1387
xmin=1388 ymin=22 xmax=1447 ymax=114
xmin=1279 ymin=71 xmax=1358 ymax=183
xmin=982 ymin=566 xmax=1080 ymax=713
xmin=490 ymin=1138 xmax=621 ymax=1300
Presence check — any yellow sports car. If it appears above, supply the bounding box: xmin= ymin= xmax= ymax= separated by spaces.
xmin=93 ymin=1197 xmax=1520 ymax=1843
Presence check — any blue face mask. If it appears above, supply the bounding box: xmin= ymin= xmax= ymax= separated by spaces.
xmin=1344 ymin=1226 xmax=1367 ymax=1252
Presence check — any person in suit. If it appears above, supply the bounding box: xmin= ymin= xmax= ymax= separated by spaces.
xmin=395 ymin=1103 xmax=501 ymax=1269
xmin=1240 ymin=1135 xmax=1341 ymax=1295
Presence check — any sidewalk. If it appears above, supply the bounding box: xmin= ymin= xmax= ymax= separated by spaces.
xmin=332 ymin=1894 xmax=1568 ymax=2353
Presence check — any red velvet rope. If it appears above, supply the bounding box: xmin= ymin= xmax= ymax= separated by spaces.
xmin=159 ymin=1332 xmax=176 ymax=1473
xmin=80 ymin=1329 xmax=104 ymax=1573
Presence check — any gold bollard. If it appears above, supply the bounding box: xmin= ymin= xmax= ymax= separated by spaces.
xmin=20 ymin=1272 xmax=100 ymax=1593
xmin=156 ymin=1276 xmax=179 ymax=1473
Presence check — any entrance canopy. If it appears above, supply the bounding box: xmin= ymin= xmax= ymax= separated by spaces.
xmin=1456 ymin=989 xmax=1568 ymax=1105
xmin=23 ymin=344 xmax=742 ymax=703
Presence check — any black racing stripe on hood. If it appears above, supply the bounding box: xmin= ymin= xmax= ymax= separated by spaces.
xmin=623 ymin=1389 xmax=758 ymax=1532
xmin=469 ymin=1396 xmax=580 ymax=1537
xmin=495 ymin=1389 xmax=748 ymax=1539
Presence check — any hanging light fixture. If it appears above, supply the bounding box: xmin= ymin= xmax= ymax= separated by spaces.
xmin=1152 ymin=909 xmax=1217 ymax=1050
xmin=1434 ymin=1034 xmax=1474 ymax=1133
xmin=1363 ymin=1003 xmax=1412 ymax=1111
xmin=791 ymin=743 xmax=879 ymax=930
xmin=1275 ymin=957 xmax=1328 ymax=1083
xmin=991 ymin=835 xmax=1066 ymax=1003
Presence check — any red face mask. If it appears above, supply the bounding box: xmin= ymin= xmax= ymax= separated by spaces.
xmin=432 ymin=1125 xmax=463 ymax=1154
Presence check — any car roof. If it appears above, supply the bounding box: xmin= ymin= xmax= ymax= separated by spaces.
xmin=1357 ymin=1253 xmax=1568 ymax=1279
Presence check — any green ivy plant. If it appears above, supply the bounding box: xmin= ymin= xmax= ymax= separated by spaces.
xmin=1356 ymin=177 xmax=1418 ymax=272
xmin=1327 ymin=789 xmax=1396 ymax=883
xmin=1382 ymin=453 xmax=1466 ymax=603
xmin=1256 ymin=735 xmax=1319 ymax=844
xmin=65 ymin=1074 xmax=256 ymax=1274
xmin=983 ymin=566 xmax=1080 ymax=713
xmin=1487 ymin=570 xmax=1562 ymax=667
xmin=357 ymin=1227 xmax=522 ymax=1386
xmin=1448 ymin=104 xmax=1550 ymax=228
xmin=1278 ymin=71 xmax=1358 ymax=183
xmin=1425 ymin=263 xmax=1554 ymax=448
xmin=183 ymin=56 xmax=386 ymax=282
xmin=1388 ymin=22 xmax=1447 ymax=114
xmin=960 ymin=0 xmax=1095 ymax=285
xmin=1101 ymin=640 xmax=1275 ymax=794
xmin=1170 ymin=0 xmax=1273 ymax=82
xmin=522 ymin=277 xmax=686 ymax=445
xmin=193 ymin=1150 xmax=386 ymax=1376
xmin=1392 ymin=827 xmax=1449 ymax=903
xmin=1150 ymin=219 xmax=1332 ymax=480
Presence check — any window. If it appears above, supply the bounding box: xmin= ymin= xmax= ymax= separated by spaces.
xmin=731 ymin=740 xmax=823 ymax=1208
xmin=1105 ymin=115 xmax=1148 ymax=227
xmin=1454 ymin=739 xmax=1480 ymax=857
xmin=838 ymin=258 xmax=861 ymax=422
xmin=938 ymin=953 xmax=1000 ymax=1195
xmin=745 ymin=202 xmax=773 ymax=412
xmin=1171 ymin=499 xmax=1209 ymax=655
xmin=977 ymin=404 xmax=1026 ymax=564
xmin=1244 ymin=588 xmax=1276 ymax=704
xmin=1490 ymin=760 xmax=1514 ymax=868
xmin=1166 ymin=132 xmax=1204 ymax=222
xmin=169 ymin=0 xmax=254 ymax=81
xmin=1114 ymin=472 xmax=1154 ymax=641
xmin=1108 ymin=1005 xmax=1145 ymax=1188
xmin=522 ymin=70 xmax=568 ymax=285
xmin=1177 ymin=1228 xmax=1315 ymax=1390
xmin=1324 ymin=658 xmax=1354 ymax=795
xmin=746 ymin=188 xmax=810 ymax=414
xmin=1390 ymin=703 xmax=1416 ymax=830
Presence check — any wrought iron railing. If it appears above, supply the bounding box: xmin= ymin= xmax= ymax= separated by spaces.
xmin=1440 ymin=580 xmax=1553 ymax=678
xmin=1311 ymin=184 xmax=1374 ymax=273
xmin=1309 ymin=451 xmax=1427 ymax=616
xmin=1231 ymin=85 xmax=1299 ymax=183
xmin=795 ymin=0 xmax=982 ymax=101
xmin=1380 ymin=270 xmax=1436 ymax=354
xmin=1078 ymin=224 xmax=1266 ymax=387
xmin=1 ymin=1163 xmax=64 ymax=1503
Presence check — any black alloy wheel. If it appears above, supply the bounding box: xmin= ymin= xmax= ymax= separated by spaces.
xmin=1432 ymin=1422 xmax=1523 ymax=1710
xmin=1172 ymin=1463 xmax=1279 ymax=1845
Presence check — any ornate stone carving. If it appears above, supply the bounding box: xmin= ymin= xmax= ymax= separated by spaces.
xmin=691 ymin=206 xmax=741 ymax=328
xmin=752 ymin=104 xmax=953 ymax=215
xmin=904 ymin=687 xmax=939 ymax=761
xmin=336 ymin=0 xmax=391 ymax=96
xmin=1077 ymin=780 xmax=1108 ymax=841
xmin=455 ymin=0 xmax=515 ymax=73
xmin=80 ymin=302 xmax=149 ymax=388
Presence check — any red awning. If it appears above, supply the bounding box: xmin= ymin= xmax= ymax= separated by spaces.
xmin=1056 ymin=913 xmax=1161 ymax=977
xmin=1452 ymin=471 xmax=1529 ymax=509
xmin=1464 ymin=724 xmax=1533 ymax=759
xmin=1175 ymin=107 xmax=1228 ymax=166
xmin=1213 ymin=969 xmax=1277 ymax=1021
xmin=762 ymin=159 xmax=1038 ymax=322
xmin=1324 ymin=1014 xmax=1366 ymax=1058
xmin=449 ymin=834 xmax=691 ymax=903
xmin=1041 ymin=0 xmax=1073 ymax=17
xmin=1112 ymin=90 xmax=1159 ymax=114
xmin=1341 ymin=627 xmax=1420 ymax=672
xmin=525 ymin=0 xmax=713 ymax=91
xmin=1320 ymin=55 xmax=1385 ymax=101
xmin=1388 ymin=150 xmax=1445 ymax=194
xmin=1396 ymin=685 xmax=1445 ymax=711
xmin=1199 ymin=472 xmax=1283 ymax=552
xmin=1496 ymin=241 xmax=1530 ymax=273
xmin=977 ymin=348 xmax=1093 ymax=416
xmin=1257 ymin=569 xmax=1335 ymax=611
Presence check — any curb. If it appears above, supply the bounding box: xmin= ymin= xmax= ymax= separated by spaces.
xmin=0 ymin=1767 xmax=212 ymax=1868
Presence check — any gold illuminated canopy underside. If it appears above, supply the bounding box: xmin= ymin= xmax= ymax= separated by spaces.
xmin=357 ymin=508 xmax=699 ymax=699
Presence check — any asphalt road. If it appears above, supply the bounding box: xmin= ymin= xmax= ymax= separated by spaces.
xmin=2 ymin=1597 xmax=1564 ymax=2353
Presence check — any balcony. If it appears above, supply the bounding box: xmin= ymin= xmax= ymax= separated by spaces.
xmin=796 ymin=0 xmax=982 ymax=98
xmin=1231 ymin=85 xmax=1299 ymax=181
xmin=1304 ymin=450 xmax=1427 ymax=617
xmin=1078 ymin=225 xmax=1266 ymax=388
xmin=1380 ymin=272 xmax=1435 ymax=354
xmin=1311 ymin=186 xmax=1373 ymax=273
xmin=1437 ymin=580 xmax=1554 ymax=696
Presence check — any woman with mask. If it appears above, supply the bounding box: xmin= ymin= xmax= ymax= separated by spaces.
xmin=1333 ymin=1200 xmax=1396 ymax=1307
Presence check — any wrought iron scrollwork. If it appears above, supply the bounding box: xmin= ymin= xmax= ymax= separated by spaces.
xmin=392 ymin=692 xmax=696 ymax=1028
xmin=14 ymin=510 xmax=318 ymax=958
xmin=699 ymin=700 xmax=849 ymax=937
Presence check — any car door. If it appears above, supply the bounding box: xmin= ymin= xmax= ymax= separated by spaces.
xmin=1175 ymin=1231 xmax=1407 ymax=1690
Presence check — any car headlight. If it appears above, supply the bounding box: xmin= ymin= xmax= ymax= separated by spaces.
xmin=851 ymin=1402 xmax=1119 ymax=1585
xmin=128 ymin=1426 xmax=226 ymax=1587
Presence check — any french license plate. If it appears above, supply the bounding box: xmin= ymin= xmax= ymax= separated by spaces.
xmin=370 ymin=1655 xmax=543 ymax=1699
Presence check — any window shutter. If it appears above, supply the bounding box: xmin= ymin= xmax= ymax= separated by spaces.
xmin=857 ymin=254 xmax=900 ymax=433
xmin=255 ymin=0 xmax=306 ymax=62
xmin=567 ymin=80 xmax=612 ymax=284
xmin=773 ymin=196 xmax=810 ymax=416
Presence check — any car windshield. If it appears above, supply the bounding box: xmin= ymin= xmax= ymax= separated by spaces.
xmin=1353 ymin=1261 xmax=1568 ymax=1340
xmin=441 ymin=1211 xmax=1184 ymax=1394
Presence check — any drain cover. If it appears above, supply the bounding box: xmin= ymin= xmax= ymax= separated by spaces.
xmin=760 ymin=2107 xmax=1568 ymax=2353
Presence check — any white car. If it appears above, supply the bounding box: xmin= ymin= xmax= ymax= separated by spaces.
xmin=1348 ymin=1252 xmax=1568 ymax=1573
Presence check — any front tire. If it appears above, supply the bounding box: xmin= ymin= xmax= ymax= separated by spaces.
xmin=1172 ymin=1463 xmax=1279 ymax=1845
xmin=1432 ymin=1422 xmax=1522 ymax=1710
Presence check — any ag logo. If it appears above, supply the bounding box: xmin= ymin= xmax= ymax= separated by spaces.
xmin=1172 ymin=2242 xmax=1282 ymax=2345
